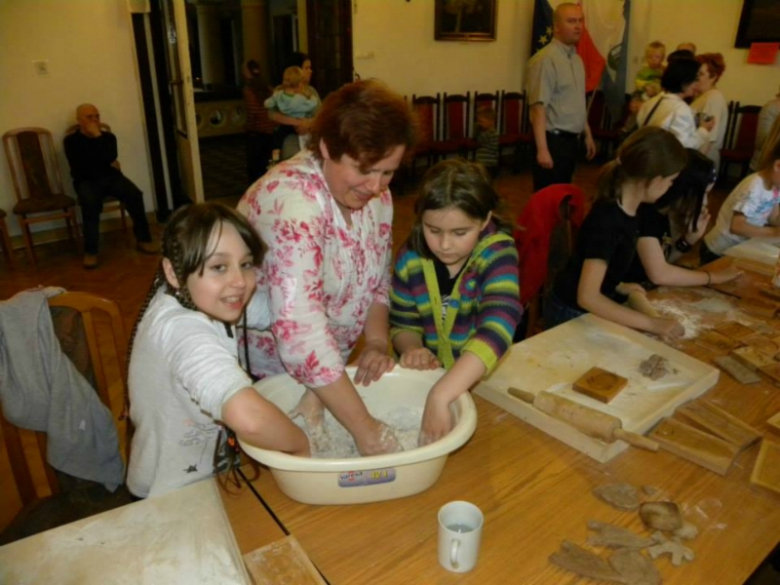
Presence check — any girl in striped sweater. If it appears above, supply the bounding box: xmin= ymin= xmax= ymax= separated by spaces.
xmin=390 ymin=159 xmax=522 ymax=445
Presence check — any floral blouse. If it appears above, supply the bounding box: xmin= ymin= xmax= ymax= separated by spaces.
xmin=237 ymin=150 xmax=393 ymax=388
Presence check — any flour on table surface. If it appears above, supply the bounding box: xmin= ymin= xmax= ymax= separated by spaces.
xmin=295 ymin=406 xmax=423 ymax=458
xmin=649 ymin=300 xmax=704 ymax=339
xmin=690 ymin=297 xmax=734 ymax=314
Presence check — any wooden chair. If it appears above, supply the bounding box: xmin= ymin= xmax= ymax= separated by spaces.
xmin=65 ymin=123 xmax=128 ymax=234
xmin=410 ymin=94 xmax=448 ymax=173
xmin=498 ymin=90 xmax=533 ymax=164
xmin=719 ymin=103 xmax=761 ymax=184
xmin=441 ymin=92 xmax=478 ymax=159
xmin=2 ymin=128 xmax=81 ymax=265
xmin=0 ymin=291 xmax=131 ymax=544
xmin=587 ymin=90 xmax=622 ymax=161
xmin=0 ymin=208 xmax=13 ymax=266
xmin=474 ymin=91 xmax=499 ymax=115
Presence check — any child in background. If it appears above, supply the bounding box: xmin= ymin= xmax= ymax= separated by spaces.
xmin=625 ymin=148 xmax=741 ymax=287
xmin=127 ymin=203 xmax=309 ymax=499
xmin=544 ymin=127 xmax=686 ymax=338
xmin=475 ymin=105 xmax=499 ymax=179
xmin=635 ymin=41 xmax=666 ymax=100
xmin=264 ymin=66 xmax=319 ymax=151
xmin=701 ymin=139 xmax=780 ymax=264
xmin=390 ymin=159 xmax=521 ymax=445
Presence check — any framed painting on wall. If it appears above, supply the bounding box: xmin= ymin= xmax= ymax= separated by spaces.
xmin=434 ymin=0 xmax=497 ymax=42
xmin=735 ymin=0 xmax=780 ymax=48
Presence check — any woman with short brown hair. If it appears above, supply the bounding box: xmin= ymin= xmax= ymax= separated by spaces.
xmin=239 ymin=80 xmax=418 ymax=456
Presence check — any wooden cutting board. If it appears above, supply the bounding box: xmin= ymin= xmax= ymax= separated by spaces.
xmin=478 ymin=314 xmax=719 ymax=462
xmin=244 ymin=536 xmax=326 ymax=585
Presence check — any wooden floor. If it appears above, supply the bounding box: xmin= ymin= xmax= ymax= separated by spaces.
xmin=0 ymin=155 xmax=733 ymax=536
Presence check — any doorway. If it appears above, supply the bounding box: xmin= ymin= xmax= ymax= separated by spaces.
xmin=140 ymin=0 xmax=355 ymax=204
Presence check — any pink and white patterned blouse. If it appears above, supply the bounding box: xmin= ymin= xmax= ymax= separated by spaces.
xmin=237 ymin=150 xmax=393 ymax=388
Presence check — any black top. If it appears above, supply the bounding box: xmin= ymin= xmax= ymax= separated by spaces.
xmin=553 ymin=199 xmax=639 ymax=309
xmin=623 ymin=204 xmax=673 ymax=285
xmin=63 ymin=131 xmax=121 ymax=187
xmin=433 ymin=256 xmax=465 ymax=322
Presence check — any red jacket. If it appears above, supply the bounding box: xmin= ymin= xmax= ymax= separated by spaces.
xmin=515 ymin=184 xmax=585 ymax=305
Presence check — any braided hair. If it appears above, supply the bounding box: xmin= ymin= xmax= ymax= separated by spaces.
xmin=128 ymin=202 xmax=266 ymax=356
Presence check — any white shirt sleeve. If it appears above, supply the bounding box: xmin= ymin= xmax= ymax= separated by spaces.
xmin=162 ymin=313 xmax=252 ymax=419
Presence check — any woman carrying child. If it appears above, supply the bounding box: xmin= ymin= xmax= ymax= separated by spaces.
xmin=701 ymin=139 xmax=780 ymax=264
xmin=624 ymin=149 xmax=741 ymax=287
xmin=264 ymin=65 xmax=319 ymax=156
xmin=390 ymin=159 xmax=521 ymax=444
xmin=127 ymin=203 xmax=309 ymax=499
xmin=544 ymin=126 xmax=686 ymax=338
xmin=267 ymin=52 xmax=321 ymax=161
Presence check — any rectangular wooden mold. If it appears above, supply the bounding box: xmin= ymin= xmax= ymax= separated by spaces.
xmin=712 ymin=355 xmax=761 ymax=385
xmin=649 ymin=418 xmax=740 ymax=475
xmin=750 ymin=441 xmax=780 ymax=495
xmin=768 ymin=411 xmax=780 ymax=434
xmin=477 ymin=314 xmax=719 ymax=462
xmin=572 ymin=367 xmax=628 ymax=403
xmin=740 ymin=334 xmax=780 ymax=357
xmin=677 ymin=400 xmax=762 ymax=450
xmin=695 ymin=330 xmax=742 ymax=354
xmin=731 ymin=346 xmax=776 ymax=372
xmin=715 ymin=321 xmax=757 ymax=341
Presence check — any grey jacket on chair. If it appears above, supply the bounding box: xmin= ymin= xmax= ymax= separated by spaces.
xmin=0 ymin=290 xmax=124 ymax=491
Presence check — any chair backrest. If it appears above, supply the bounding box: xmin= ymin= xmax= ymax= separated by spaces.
xmin=411 ymin=94 xmax=441 ymax=143
xmin=587 ymin=90 xmax=609 ymax=131
xmin=474 ymin=91 xmax=499 ymax=126
xmin=500 ymin=90 xmax=528 ymax=135
xmin=0 ymin=292 xmax=128 ymax=506
xmin=442 ymin=92 xmax=472 ymax=140
xmin=731 ymin=105 xmax=762 ymax=151
xmin=2 ymin=128 xmax=66 ymax=204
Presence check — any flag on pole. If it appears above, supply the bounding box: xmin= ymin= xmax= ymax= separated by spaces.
xmin=530 ymin=0 xmax=630 ymax=117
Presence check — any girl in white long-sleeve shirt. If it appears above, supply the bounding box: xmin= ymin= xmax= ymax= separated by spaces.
xmin=127 ymin=203 xmax=309 ymax=499
xmin=638 ymin=56 xmax=714 ymax=152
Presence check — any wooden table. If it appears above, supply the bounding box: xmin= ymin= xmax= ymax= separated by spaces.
xmin=224 ymin=285 xmax=780 ymax=584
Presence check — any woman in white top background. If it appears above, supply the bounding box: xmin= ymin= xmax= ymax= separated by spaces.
xmin=637 ymin=56 xmax=715 ymax=153
xmin=692 ymin=53 xmax=729 ymax=169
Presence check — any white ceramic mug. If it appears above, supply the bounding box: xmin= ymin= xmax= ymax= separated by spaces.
xmin=437 ymin=501 xmax=484 ymax=573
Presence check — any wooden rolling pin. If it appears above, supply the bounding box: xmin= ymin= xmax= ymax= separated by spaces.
xmin=507 ymin=387 xmax=659 ymax=452
xmin=627 ymin=290 xmax=661 ymax=318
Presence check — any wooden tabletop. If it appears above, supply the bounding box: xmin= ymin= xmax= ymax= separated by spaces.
xmin=218 ymin=471 xmax=287 ymax=554
xmin=225 ymin=283 xmax=780 ymax=584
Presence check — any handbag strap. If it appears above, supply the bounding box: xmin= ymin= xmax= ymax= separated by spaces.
xmin=642 ymin=97 xmax=666 ymax=128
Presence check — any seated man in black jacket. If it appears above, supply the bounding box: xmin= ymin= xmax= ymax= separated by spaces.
xmin=64 ymin=104 xmax=158 ymax=268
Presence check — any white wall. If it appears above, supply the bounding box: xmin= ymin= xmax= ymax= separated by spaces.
xmin=352 ymin=0 xmax=532 ymax=98
xmin=628 ymin=0 xmax=780 ymax=105
xmin=0 ymin=0 xmax=153 ymax=238
xmin=353 ymin=0 xmax=779 ymax=103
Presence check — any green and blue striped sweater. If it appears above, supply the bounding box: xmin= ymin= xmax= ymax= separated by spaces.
xmin=390 ymin=224 xmax=522 ymax=372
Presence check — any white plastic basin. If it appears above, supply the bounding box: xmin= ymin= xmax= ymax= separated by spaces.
xmin=240 ymin=366 xmax=477 ymax=505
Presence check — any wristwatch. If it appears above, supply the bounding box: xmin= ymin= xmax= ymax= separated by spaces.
xmin=675 ymin=237 xmax=692 ymax=253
